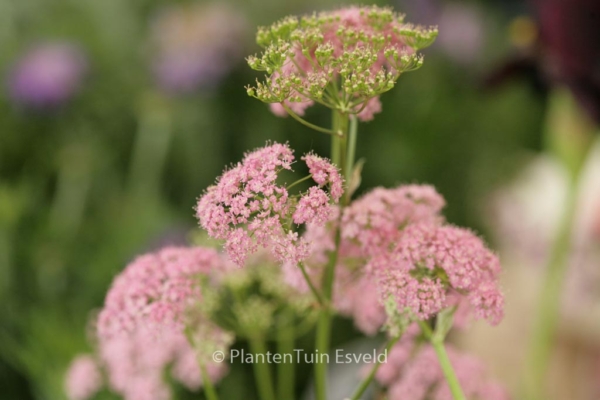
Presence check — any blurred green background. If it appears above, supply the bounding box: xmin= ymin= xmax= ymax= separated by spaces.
xmin=0 ymin=0 xmax=545 ymax=398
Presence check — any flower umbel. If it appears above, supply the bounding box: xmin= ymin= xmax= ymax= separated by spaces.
xmin=373 ymin=223 xmax=504 ymax=324
xmin=94 ymin=246 xmax=233 ymax=400
xmin=195 ymin=142 xmax=343 ymax=267
xmin=342 ymin=184 xmax=446 ymax=256
xmin=97 ymin=246 xmax=223 ymax=338
xmin=99 ymin=324 xmax=231 ymax=400
xmin=246 ymin=5 xmax=437 ymax=120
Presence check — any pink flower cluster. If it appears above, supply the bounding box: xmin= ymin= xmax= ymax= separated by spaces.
xmin=65 ymin=355 xmax=102 ymax=400
xmin=196 ymin=143 xmax=343 ymax=267
xmin=372 ymin=223 xmax=504 ymax=324
xmin=296 ymin=184 xmax=503 ymax=335
xmin=297 ymin=185 xmax=445 ymax=335
xmin=268 ymin=6 xmax=415 ymax=120
xmin=376 ymin=328 xmax=511 ymax=400
xmin=335 ymin=274 xmax=387 ymax=335
xmin=89 ymin=246 xmax=232 ymax=399
xmin=303 ymin=154 xmax=344 ymax=202
xmin=98 ymin=325 xmax=229 ymax=400
xmin=342 ymin=184 xmax=446 ymax=255
xmin=97 ymin=246 xmax=223 ymax=339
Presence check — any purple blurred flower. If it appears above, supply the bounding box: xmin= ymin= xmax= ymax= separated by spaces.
xmin=401 ymin=0 xmax=485 ymax=63
xmin=150 ymin=3 xmax=247 ymax=95
xmin=7 ymin=42 xmax=87 ymax=109
xmin=437 ymin=4 xmax=485 ymax=64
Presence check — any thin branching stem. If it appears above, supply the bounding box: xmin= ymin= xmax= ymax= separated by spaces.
xmin=349 ymin=335 xmax=402 ymax=400
xmin=417 ymin=320 xmax=467 ymax=400
xmin=286 ymin=175 xmax=313 ymax=190
xmin=298 ymin=262 xmax=326 ymax=307
xmin=281 ymin=103 xmax=341 ymax=136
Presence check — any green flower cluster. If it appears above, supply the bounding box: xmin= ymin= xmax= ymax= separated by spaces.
xmin=246 ymin=5 xmax=437 ymax=118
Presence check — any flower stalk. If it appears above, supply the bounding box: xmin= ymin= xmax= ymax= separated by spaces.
xmin=249 ymin=335 xmax=277 ymax=400
xmin=349 ymin=335 xmax=402 ymax=400
xmin=417 ymin=319 xmax=467 ymax=400
xmin=200 ymin=364 xmax=220 ymax=400
xmin=282 ymin=103 xmax=342 ymax=136
xmin=430 ymin=338 xmax=467 ymax=400
xmin=522 ymin=161 xmax=580 ymax=400
xmin=345 ymin=115 xmax=358 ymax=204
xmin=313 ymin=108 xmax=349 ymax=400
xmin=314 ymin=228 xmax=341 ymax=400
xmin=522 ymin=88 xmax=595 ymax=400
xmin=299 ymin=262 xmax=326 ymax=307
xmin=277 ymin=311 xmax=296 ymax=400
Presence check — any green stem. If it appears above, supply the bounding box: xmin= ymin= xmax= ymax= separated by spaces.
xmin=417 ymin=320 xmax=466 ymax=400
xmin=344 ymin=115 xmax=358 ymax=204
xmin=184 ymin=328 xmax=220 ymax=400
xmin=299 ymin=262 xmax=325 ymax=306
xmin=331 ymin=110 xmax=348 ymax=169
xmin=314 ymin=228 xmax=341 ymax=400
xmin=314 ymin=307 xmax=331 ymax=400
xmin=520 ymin=88 xmax=595 ymax=399
xmin=522 ymin=173 xmax=580 ymax=400
xmin=249 ymin=336 xmax=276 ymax=400
xmin=200 ymin=363 xmax=220 ymax=400
xmin=281 ymin=103 xmax=341 ymax=136
xmin=277 ymin=311 xmax=295 ymax=400
xmin=349 ymin=335 xmax=401 ymax=400
xmin=321 ymin=228 xmax=341 ymax=311
xmin=287 ymin=175 xmax=313 ymax=190
xmin=431 ymin=338 xmax=467 ymax=400
xmin=331 ymin=117 xmax=341 ymax=168
xmin=314 ymin=110 xmax=350 ymax=400
xmin=416 ymin=319 xmax=433 ymax=337
xmin=338 ymin=124 xmax=348 ymax=183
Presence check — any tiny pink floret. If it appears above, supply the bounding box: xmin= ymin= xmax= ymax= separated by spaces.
xmin=65 ymin=355 xmax=102 ymax=400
